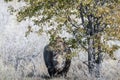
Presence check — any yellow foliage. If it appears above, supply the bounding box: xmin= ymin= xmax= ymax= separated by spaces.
xmin=5 ymin=0 xmax=120 ymax=58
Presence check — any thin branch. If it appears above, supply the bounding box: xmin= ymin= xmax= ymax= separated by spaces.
xmin=79 ymin=3 xmax=86 ymax=28
xmin=67 ymin=16 xmax=82 ymax=28
xmin=73 ymin=29 xmax=88 ymax=51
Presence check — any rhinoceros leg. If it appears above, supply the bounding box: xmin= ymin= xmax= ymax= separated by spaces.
xmin=43 ymin=45 xmax=56 ymax=77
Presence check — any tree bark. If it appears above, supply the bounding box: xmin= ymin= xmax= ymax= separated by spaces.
xmin=95 ymin=39 xmax=102 ymax=78
xmin=88 ymin=37 xmax=95 ymax=76
xmin=87 ymin=15 xmax=102 ymax=78
xmin=79 ymin=3 xmax=103 ymax=78
xmin=87 ymin=37 xmax=102 ymax=78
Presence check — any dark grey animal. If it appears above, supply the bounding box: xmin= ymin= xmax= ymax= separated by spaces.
xmin=43 ymin=37 xmax=71 ymax=77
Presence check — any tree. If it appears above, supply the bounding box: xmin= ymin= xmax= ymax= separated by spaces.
xmin=5 ymin=0 xmax=120 ymax=78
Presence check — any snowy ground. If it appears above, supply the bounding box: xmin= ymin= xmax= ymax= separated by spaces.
xmin=0 ymin=0 xmax=120 ymax=80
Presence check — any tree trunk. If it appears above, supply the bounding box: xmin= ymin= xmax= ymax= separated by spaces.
xmin=88 ymin=37 xmax=95 ymax=76
xmin=87 ymin=35 xmax=102 ymax=78
xmin=87 ymin=16 xmax=102 ymax=78
xmin=95 ymin=41 xmax=102 ymax=78
xmin=79 ymin=3 xmax=103 ymax=78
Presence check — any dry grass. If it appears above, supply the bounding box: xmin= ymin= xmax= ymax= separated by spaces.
xmin=0 ymin=1 xmax=120 ymax=80
xmin=0 ymin=49 xmax=120 ymax=80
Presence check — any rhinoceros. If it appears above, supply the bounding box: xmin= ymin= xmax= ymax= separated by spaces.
xmin=43 ymin=37 xmax=71 ymax=77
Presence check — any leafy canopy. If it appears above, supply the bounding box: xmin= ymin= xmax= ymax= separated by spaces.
xmin=5 ymin=0 xmax=120 ymax=58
